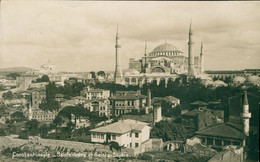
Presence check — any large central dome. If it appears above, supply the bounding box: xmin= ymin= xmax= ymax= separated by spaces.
xmin=152 ymin=43 xmax=182 ymax=53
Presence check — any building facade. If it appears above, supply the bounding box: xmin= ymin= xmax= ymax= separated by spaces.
xmin=108 ymin=91 xmax=147 ymax=116
xmin=90 ymin=119 xmax=151 ymax=148
xmin=114 ymin=22 xmax=204 ymax=86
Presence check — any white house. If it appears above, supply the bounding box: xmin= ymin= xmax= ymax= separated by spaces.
xmin=90 ymin=119 xmax=151 ymax=148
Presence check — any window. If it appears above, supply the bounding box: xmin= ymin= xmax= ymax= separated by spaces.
xmin=135 ymin=133 xmax=139 ymax=138
xmin=135 ymin=143 xmax=139 ymax=148
xmin=101 ymin=134 xmax=104 ymax=139
xmin=130 ymin=142 xmax=132 ymax=147
xmin=130 ymin=133 xmax=132 ymax=137
xmin=93 ymin=133 xmax=96 ymax=138
xmin=112 ymin=135 xmax=116 ymax=140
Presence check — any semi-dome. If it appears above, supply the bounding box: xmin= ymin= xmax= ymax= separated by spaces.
xmin=247 ymin=75 xmax=260 ymax=84
xmin=152 ymin=43 xmax=182 ymax=53
xmin=233 ymin=76 xmax=246 ymax=84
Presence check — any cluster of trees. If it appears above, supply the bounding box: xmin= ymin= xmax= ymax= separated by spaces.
xmin=39 ymin=82 xmax=59 ymax=111
xmin=2 ymin=91 xmax=14 ymax=100
xmin=90 ymin=71 xmax=106 ymax=79
xmin=34 ymin=75 xmax=50 ymax=83
xmin=6 ymin=73 xmax=21 ymax=79
xmin=18 ymin=119 xmax=49 ymax=139
xmin=150 ymin=120 xmax=185 ymax=141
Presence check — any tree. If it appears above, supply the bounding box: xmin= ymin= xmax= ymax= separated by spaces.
xmin=39 ymin=82 xmax=59 ymax=111
xmin=97 ymin=71 xmax=105 ymax=77
xmin=39 ymin=124 xmax=49 ymax=138
xmin=25 ymin=119 xmax=40 ymax=136
xmin=6 ymin=73 xmax=20 ymax=79
xmin=35 ymin=75 xmax=50 ymax=83
xmin=72 ymin=82 xmax=85 ymax=96
xmin=10 ymin=111 xmax=25 ymax=122
xmin=2 ymin=91 xmax=14 ymax=100
xmin=90 ymin=71 xmax=96 ymax=79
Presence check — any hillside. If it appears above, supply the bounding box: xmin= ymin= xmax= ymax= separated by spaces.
xmin=0 ymin=67 xmax=35 ymax=73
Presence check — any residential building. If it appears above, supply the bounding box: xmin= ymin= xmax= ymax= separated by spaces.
xmin=71 ymin=114 xmax=90 ymax=129
xmin=181 ymin=107 xmax=224 ymax=136
xmin=84 ymin=99 xmax=110 ymax=117
xmin=90 ymin=119 xmax=151 ymax=148
xmin=80 ymin=87 xmax=110 ymax=100
xmin=109 ymin=91 xmax=147 ymax=116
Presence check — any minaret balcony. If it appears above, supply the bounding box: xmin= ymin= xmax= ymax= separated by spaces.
xmin=240 ymin=112 xmax=251 ymax=118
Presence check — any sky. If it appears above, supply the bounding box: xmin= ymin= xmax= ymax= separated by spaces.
xmin=0 ymin=1 xmax=260 ymax=72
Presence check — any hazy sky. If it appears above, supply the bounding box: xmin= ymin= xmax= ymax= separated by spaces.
xmin=0 ymin=1 xmax=260 ymax=72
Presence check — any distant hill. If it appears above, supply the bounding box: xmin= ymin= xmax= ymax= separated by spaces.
xmin=0 ymin=67 xmax=35 ymax=73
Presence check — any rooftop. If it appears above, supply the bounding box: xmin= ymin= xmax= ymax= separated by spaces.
xmin=90 ymin=119 xmax=150 ymax=134
xmin=195 ymin=123 xmax=246 ymax=140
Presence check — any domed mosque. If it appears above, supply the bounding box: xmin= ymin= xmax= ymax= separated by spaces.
xmin=114 ymin=21 xmax=204 ymax=86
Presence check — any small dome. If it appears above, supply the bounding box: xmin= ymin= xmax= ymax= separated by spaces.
xmin=233 ymin=76 xmax=246 ymax=84
xmin=247 ymin=75 xmax=260 ymax=84
xmin=152 ymin=43 xmax=182 ymax=53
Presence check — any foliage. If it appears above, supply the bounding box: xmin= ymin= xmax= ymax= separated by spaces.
xmin=137 ymin=154 xmax=153 ymax=160
xmin=90 ymin=71 xmax=96 ymax=79
xmin=2 ymin=91 xmax=14 ymax=99
xmin=97 ymin=71 xmax=105 ymax=77
xmin=150 ymin=120 xmax=184 ymax=141
xmin=35 ymin=75 xmax=50 ymax=83
xmin=25 ymin=119 xmax=40 ymax=136
xmin=39 ymin=82 xmax=59 ymax=111
xmin=6 ymin=73 xmax=21 ymax=79
xmin=18 ymin=130 xmax=29 ymax=139
xmin=10 ymin=111 xmax=26 ymax=122
xmin=0 ymin=84 xmax=5 ymax=91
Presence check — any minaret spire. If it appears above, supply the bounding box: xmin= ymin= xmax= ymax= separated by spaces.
xmin=114 ymin=25 xmax=123 ymax=84
xmin=240 ymin=90 xmax=251 ymax=136
xmin=200 ymin=39 xmax=204 ymax=74
xmin=188 ymin=19 xmax=195 ymax=77
xmin=144 ymin=41 xmax=147 ymax=56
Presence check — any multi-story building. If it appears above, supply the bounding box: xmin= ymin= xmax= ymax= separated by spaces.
xmin=80 ymin=87 xmax=110 ymax=100
xmin=108 ymin=91 xmax=147 ymax=116
xmin=84 ymin=99 xmax=110 ymax=117
xmin=90 ymin=119 xmax=151 ymax=148
xmin=80 ymin=87 xmax=111 ymax=117
xmin=181 ymin=107 xmax=224 ymax=137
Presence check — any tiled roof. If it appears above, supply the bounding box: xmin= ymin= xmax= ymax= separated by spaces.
xmin=195 ymin=123 xmax=246 ymax=140
xmin=190 ymin=101 xmax=208 ymax=106
xmin=88 ymin=89 xmax=107 ymax=93
xmin=181 ymin=109 xmax=199 ymax=117
xmin=109 ymin=92 xmax=146 ymax=100
xmin=90 ymin=119 xmax=149 ymax=134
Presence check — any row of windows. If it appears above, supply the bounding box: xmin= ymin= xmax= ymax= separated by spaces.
xmin=32 ymin=115 xmax=56 ymax=118
xmin=129 ymin=142 xmax=139 ymax=148
xmin=149 ymin=52 xmax=180 ymax=56
xmin=92 ymin=133 xmax=105 ymax=139
xmin=127 ymin=132 xmax=139 ymax=138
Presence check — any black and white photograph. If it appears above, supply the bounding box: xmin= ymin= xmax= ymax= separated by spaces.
xmin=0 ymin=0 xmax=259 ymax=161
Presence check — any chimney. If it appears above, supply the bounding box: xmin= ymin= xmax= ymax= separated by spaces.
xmin=152 ymin=103 xmax=162 ymax=126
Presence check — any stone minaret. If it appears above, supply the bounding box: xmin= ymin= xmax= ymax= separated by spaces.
xmin=114 ymin=26 xmax=123 ymax=84
xmin=188 ymin=20 xmax=195 ymax=77
xmin=200 ymin=40 xmax=204 ymax=74
xmin=240 ymin=91 xmax=251 ymax=136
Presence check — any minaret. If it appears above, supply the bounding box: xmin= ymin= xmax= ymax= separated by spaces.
xmin=188 ymin=20 xmax=195 ymax=77
xmin=200 ymin=40 xmax=204 ymax=74
xmin=144 ymin=41 xmax=147 ymax=71
xmin=240 ymin=91 xmax=251 ymax=136
xmin=114 ymin=26 xmax=123 ymax=84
